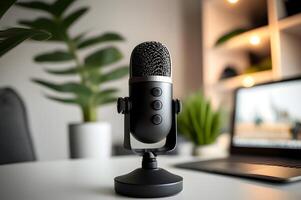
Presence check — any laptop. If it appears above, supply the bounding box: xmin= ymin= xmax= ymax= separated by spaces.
xmin=176 ymin=76 xmax=301 ymax=183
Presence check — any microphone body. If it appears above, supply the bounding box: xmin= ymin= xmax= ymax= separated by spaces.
xmin=130 ymin=78 xmax=172 ymax=143
xmin=129 ymin=42 xmax=173 ymax=144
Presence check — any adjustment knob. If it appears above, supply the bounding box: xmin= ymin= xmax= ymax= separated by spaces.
xmin=151 ymin=114 xmax=162 ymax=125
xmin=117 ymin=97 xmax=126 ymax=114
xmin=151 ymin=87 xmax=162 ymax=97
xmin=117 ymin=97 xmax=130 ymax=114
xmin=151 ymin=100 xmax=162 ymax=110
xmin=175 ymin=99 xmax=182 ymax=114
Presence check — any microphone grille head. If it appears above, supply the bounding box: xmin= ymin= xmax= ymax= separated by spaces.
xmin=130 ymin=41 xmax=171 ymax=77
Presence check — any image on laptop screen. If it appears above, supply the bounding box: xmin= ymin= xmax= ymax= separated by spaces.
xmin=233 ymin=79 xmax=301 ymax=149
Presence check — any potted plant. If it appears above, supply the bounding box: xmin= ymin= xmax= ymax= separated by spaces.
xmin=0 ymin=0 xmax=50 ymax=58
xmin=177 ymin=92 xmax=222 ymax=156
xmin=17 ymin=0 xmax=128 ymax=158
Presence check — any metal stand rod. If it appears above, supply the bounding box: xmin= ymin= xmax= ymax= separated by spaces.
xmin=142 ymin=152 xmax=157 ymax=169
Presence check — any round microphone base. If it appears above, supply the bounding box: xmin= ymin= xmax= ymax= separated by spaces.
xmin=114 ymin=168 xmax=183 ymax=198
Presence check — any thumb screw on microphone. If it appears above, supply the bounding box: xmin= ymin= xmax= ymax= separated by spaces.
xmin=117 ymin=97 xmax=131 ymax=114
xmin=175 ymin=99 xmax=182 ymax=114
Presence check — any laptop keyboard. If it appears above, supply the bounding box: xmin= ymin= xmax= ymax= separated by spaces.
xmin=228 ymin=156 xmax=301 ymax=168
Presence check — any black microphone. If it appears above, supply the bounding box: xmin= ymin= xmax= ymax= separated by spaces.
xmin=115 ymin=41 xmax=183 ymax=198
xmin=129 ymin=41 xmax=172 ymax=143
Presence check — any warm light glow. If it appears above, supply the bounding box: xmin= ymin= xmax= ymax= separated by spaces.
xmin=249 ymin=36 xmax=261 ymax=46
xmin=227 ymin=0 xmax=239 ymax=4
xmin=242 ymin=76 xmax=255 ymax=87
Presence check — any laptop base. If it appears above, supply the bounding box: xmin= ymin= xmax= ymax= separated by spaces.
xmin=175 ymin=156 xmax=301 ymax=183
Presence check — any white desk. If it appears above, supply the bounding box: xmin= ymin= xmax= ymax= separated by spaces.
xmin=0 ymin=156 xmax=301 ymax=200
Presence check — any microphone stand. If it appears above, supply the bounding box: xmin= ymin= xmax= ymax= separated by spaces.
xmin=142 ymin=151 xmax=157 ymax=169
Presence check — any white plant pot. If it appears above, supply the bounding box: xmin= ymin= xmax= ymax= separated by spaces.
xmin=192 ymin=134 xmax=231 ymax=158
xmin=192 ymin=143 xmax=222 ymax=158
xmin=69 ymin=122 xmax=111 ymax=159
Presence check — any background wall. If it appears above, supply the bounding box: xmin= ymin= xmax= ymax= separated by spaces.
xmin=0 ymin=0 xmax=202 ymax=160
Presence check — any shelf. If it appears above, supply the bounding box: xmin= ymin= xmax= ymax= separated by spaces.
xmin=214 ymin=26 xmax=270 ymax=52
xmin=209 ymin=70 xmax=274 ymax=92
xmin=203 ymin=0 xmax=301 ymax=112
xmin=210 ymin=0 xmax=268 ymax=26
xmin=279 ymin=13 xmax=301 ymax=30
xmin=279 ymin=13 xmax=301 ymax=37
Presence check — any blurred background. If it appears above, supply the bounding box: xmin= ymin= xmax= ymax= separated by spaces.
xmin=0 ymin=0 xmax=202 ymax=161
xmin=0 ymin=0 xmax=300 ymax=163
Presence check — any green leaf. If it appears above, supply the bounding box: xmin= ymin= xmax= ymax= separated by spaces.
xmin=47 ymin=95 xmax=92 ymax=107
xmin=0 ymin=28 xmax=50 ymax=57
xmin=0 ymin=28 xmax=50 ymax=40
xmin=46 ymin=95 xmax=80 ymax=104
xmin=204 ymin=102 xmax=213 ymax=144
xmin=95 ymin=66 xmax=128 ymax=84
xmin=73 ymin=32 xmax=87 ymax=44
xmin=177 ymin=114 xmax=192 ymax=140
xmin=0 ymin=0 xmax=17 ymax=19
xmin=215 ymin=28 xmax=247 ymax=46
xmin=45 ymin=66 xmax=78 ymax=75
xmin=77 ymin=32 xmax=124 ymax=49
xmin=210 ymin=111 xmax=221 ymax=143
xmin=35 ymin=50 xmax=73 ymax=62
xmin=19 ymin=18 xmax=53 ymax=29
xmin=52 ymin=0 xmax=76 ymax=17
xmin=97 ymin=96 xmax=117 ymax=105
xmin=178 ymin=101 xmax=194 ymax=140
xmin=19 ymin=18 xmax=64 ymax=41
xmin=16 ymin=1 xmax=52 ymax=14
xmin=189 ymin=99 xmax=203 ymax=145
xmin=198 ymin=94 xmax=207 ymax=144
xmin=97 ymin=88 xmax=118 ymax=98
xmin=94 ymin=89 xmax=119 ymax=105
xmin=16 ymin=0 xmax=76 ymax=17
xmin=63 ymin=7 xmax=88 ymax=29
xmin=33 ymin=79 xmax=92 ymax=96
xmin=85 ymin=47 xmax=123 ymax=68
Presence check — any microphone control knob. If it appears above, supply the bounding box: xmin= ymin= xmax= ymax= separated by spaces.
xmin=117 ymin=97 xmax=126 ymax=114
xmin=151 ymin=100 xmax=162 ymax=110
xmin=175 ymin=99 xmax=182 ymax=114
xmin=151 ymin=114 xmax=162 ymax=125
xmin=117 ymin=97 xmax=130 ymax=114
xmin=151 ymin=87 xmax=162 ymax=97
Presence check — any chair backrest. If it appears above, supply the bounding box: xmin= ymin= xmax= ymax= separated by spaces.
xmin=0 ymin=88 xmax=36 ymax=164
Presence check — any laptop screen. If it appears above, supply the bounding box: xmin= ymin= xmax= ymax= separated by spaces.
xmin=233 ymin=78 xmax=301 ymax=149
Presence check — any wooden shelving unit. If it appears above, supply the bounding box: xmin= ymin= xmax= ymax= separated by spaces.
xmin=214 ymin=26 xmax=270 ymax=52
xmin=211 ymin=70 xmax=274 ymax=92
xmin=279 ymin=13 xmax=301 ymax=32
xmin=202 ymin=0 xmax=301 ymax=130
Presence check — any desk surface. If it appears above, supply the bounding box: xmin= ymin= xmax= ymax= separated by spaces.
xmin=0 ymin=156 xmax=301 ymax=200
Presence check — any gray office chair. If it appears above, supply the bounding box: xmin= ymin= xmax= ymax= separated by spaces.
xmin=0 ymin=88 xmax=36 ymax=164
